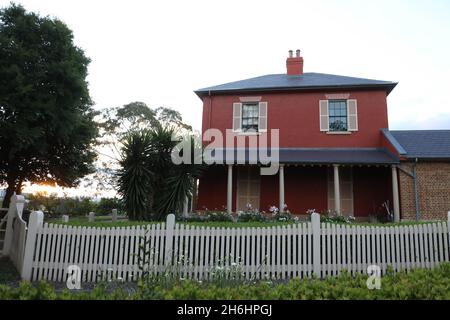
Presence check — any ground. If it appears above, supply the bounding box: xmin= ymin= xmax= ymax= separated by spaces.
xmin=0 ymin=257 xmax=20 ymax=286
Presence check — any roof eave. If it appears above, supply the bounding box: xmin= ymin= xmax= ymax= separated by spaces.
xmin=195 ymin=83 xmax=398 ymax=99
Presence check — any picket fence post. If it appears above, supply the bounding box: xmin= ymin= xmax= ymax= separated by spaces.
xmin=3 ymin=194 xmax=21 ymax=256
xmin=21 ymin=211 xmax=44 ymax=281
xmin=165 ymin=214 xmax=176 ymax=266
xmin=448 ymin=211 xmax=450 ymax=243
xmin=112 ymin=209 xmax=118 ymax=222
xmin=311 ymin=212 xmax=321 ymax=278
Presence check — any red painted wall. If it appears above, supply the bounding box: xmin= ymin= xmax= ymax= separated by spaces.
xmin=196 ymin=165 xmax=238 ymax=212
xmin=201 ymin=89 xmax=389 ymax=148
xmin=353 ymin=166 xmax=393 ymax=217
xmin=259 ymin=173 xmax=279 ymax=213
xmin=197 ymin=165 xmax=391 ymax=217
xmin=283 ymin=166 xmax=328 ymax=214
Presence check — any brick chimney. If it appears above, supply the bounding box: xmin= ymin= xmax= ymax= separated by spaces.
xmin=286 ymin=49 xmax=304 ymax=75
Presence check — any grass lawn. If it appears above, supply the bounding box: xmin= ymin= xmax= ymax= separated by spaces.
xmin=45 ymin=215 xmax=443 ymax=228
xmin=46 ymin=217 xmax=297 ymax=228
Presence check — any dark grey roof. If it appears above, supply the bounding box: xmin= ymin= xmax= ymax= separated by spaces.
xmin=195 ymin=73 xmax=397 ymax=97
xmin=205 ymin=148 xmax=399 ymax=165
xmin=387 ymin=130 xmax=450 ymax=160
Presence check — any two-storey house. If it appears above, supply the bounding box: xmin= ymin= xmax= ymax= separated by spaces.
xmin=194 ymin=50 xmax=450 ymax=221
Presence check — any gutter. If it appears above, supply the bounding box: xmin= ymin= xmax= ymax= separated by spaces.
xmin=413 ymin=158 xmax=420 ymax=221
xmin=397 ymin=159 xmax=421 ymax=221
xmin=195 ymin=83 xmax=398 ymax=98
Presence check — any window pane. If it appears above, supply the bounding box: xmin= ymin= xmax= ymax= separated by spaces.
xmin=241 ymin=103 xmax=259 ymax=132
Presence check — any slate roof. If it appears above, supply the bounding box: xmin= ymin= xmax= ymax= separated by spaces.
xmin=387 ymin=130 xmax=450 ymax=160
xmin=205 ymin=148 xmax=399 ymax=165
xmin=195 ymin=73 xmax=397 ymax=97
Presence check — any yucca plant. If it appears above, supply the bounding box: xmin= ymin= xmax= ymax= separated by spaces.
xmin=117 ymin=130 xmax=154 ymax=220
xmin=117 ymin=126 xmax=204 ymax=221
xmin=153 ymin=132 xmax=204 ymax=219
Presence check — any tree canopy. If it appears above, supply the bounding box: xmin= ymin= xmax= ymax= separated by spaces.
xmin=0 ymin=4 xmax=98 ymax=207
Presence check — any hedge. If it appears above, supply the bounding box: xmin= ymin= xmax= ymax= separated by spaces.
xmin=0 ymin=263 xmax=449 ymax=300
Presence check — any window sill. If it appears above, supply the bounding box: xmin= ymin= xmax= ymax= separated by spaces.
xmin=326 ymin=131 xmax=352 ymax=135
xmin=235 ymin=131 xmax=263 ymax=136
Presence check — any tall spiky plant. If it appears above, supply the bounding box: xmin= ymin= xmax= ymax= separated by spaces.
xmin=154 ymin=134 xmax=204 ymax=219
xmin=117 ymin=130 xmax=154 ymax=220
xmin=117 ymin=126 xmax=204 ymax=221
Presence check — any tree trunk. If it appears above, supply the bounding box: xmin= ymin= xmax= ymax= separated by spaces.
xmin=2 ymin=183 xmax=15 ymax=208
xmin=15 ymin=179 xmax=23 ymax=195
xmin=2 ymin=174 xmax=19 ymax=208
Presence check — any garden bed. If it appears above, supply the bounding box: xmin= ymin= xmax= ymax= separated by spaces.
xmin=1 ymin=263 xmax=449 ymax=300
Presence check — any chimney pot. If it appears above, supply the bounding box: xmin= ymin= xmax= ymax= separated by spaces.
xmin=286 ymin=49 xmax=304 ymax=75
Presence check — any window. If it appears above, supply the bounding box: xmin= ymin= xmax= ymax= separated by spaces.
xmin=328 ymin=100 xmax=348 ymax=132
xmin=241 ymin=103 xmax=259 ymax=132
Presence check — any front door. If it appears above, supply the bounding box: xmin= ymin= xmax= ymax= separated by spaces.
xmin=236 ymin=166 xmax=261 ymax=211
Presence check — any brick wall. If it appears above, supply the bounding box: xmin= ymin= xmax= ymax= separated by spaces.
xmin=399 ymin=162 xmax=450 ymax=220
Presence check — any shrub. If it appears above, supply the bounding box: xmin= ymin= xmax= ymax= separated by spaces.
xmin=176 ymin=213 xmax=207 ymax=223
xmin=307 ymin=209 xmax=355 ymax=224
xmin=97 ymin=198 xmax=124 ymax=216
xmin=237 ymin=209 xmax=266 ymax=222
xmin=2 ymin=263 xmax=448 ymax=300
xmin=268 ymin=205 xmax=297 ymax=222
xmin=206 ymin=211 xmax=233 ymax=222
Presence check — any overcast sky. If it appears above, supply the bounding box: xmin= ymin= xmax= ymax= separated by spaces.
xmin=2 ymin=0 xmax=450 ymax=197
xmin=3 ymin=0 xmax=450 ymax=132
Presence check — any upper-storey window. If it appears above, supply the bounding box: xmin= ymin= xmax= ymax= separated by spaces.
xmin=242 ymin=103 xmax=259 ymax=132
xmin=319 ymin=99 xmax=358 ymax=133
xmin=232 ymin=101 xmax=267 ymax=133
xmin=328 ymin=100 xmax=348 ymax=132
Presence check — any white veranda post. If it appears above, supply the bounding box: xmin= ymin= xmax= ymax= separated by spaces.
xmin=227 ymin=165 xmax=233 ymax=214
xmin=333 ymin=164 xmax=341 ymax=215
xmin=392 ymin=165 xmax=400 ymax=222
xmin=279 ymin=165 xmax=285 ymax=212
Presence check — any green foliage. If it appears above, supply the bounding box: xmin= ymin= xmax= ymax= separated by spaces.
xmin=237 ymin=209 xmax=266 ymax=222
xmin=0 ymin=3 xmax=98 ymax=207
xmin=97 ymin=197 xmax=124 ymax=215
xmin=1 ymin=263 xmax=449 ymax=300
xmin=321 ymin=215 xmax=356 ymax=224
xmin=26 ymin=192 xmax=122 ymax=217
xmin=117 ymin=127 xmax=203 ymax=221
xmin=206 ymin=211 xmax=234 ymax=222
xmin=117 ymin=130 xmax=154 ymax=220
xmin=94 ymin=102 xmax=192 ymax=193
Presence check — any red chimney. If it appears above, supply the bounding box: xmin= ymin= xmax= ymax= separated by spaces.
xmin=286 ymin=49 xmax=304 ymax=75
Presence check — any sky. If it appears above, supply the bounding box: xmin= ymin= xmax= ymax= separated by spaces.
xmin=2 ymin=0 xmax=450 ymax=196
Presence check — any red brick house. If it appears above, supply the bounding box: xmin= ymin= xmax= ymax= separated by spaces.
xmin=194 ymin=50 xmax=450 ymax=221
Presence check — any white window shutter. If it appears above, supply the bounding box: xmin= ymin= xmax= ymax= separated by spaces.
xmin=258 ymin=102 xmax=268 ymax=132
xmin=232 ymin=102 xmax=242 ymax=132
xmin=347 ymin=99 xmax=358 ymax=131
xmin=319 ymin=100 xmax=329 ymax=131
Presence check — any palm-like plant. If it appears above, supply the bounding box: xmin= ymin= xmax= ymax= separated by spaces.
xmin=117 ymin=125 xmax=204 ymax=221
xmin=117 ymin=130 xmax=154 ymax=220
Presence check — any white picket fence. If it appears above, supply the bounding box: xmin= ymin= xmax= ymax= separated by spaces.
xmin=2 ymin=195 xmax=28 ymax=272
xmin=12 ymin=211 xmax=450 ymax=282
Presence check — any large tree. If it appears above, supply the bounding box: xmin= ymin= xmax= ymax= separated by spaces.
xmin=91 ymin=101 xmax=192 ymax=193
xmin=0 ymin=4 xmax=98 ymax=207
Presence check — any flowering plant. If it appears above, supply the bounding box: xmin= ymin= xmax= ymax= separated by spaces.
xmin=269 ymin=204 xmax=295 ymax=222
xmin=237 ymin=204 xmax=265 ymax=222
